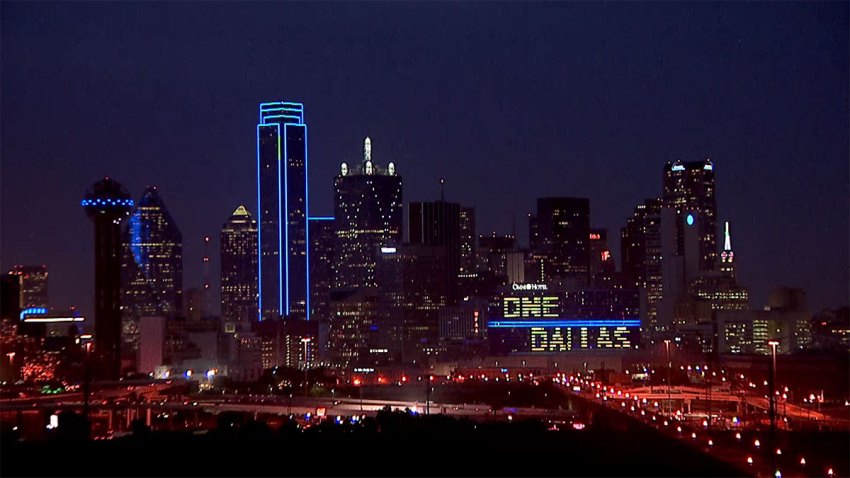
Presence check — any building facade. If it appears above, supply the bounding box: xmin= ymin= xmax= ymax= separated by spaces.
xmin=308 ymin=216 xmax=335 ymax=323
xmin=221 ymin=205 xmax=258 ymax=324
xmin=529 ymin=197 xmax=591 ymax=286
xmin=257 ymin=101 xmax=309 ymax=320
xmin=7 ymin=265 xmax=48 ymax=309
xmin=333 ymin=137 xmax=402 ymax=289
xmin=662 ymin=159 xmax=717 ymax=273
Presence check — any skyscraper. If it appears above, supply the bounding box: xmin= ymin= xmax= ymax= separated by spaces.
xmin=621 ymin=198 xmax=663 ymax=331
xmin=257 ymin=101 xmax=308 ymax=321
xmin=220 ymin=205 xmax=258 ymax=324
xmin=122 ymin=186 xmax=184 ymax=319
xmin=529 ymin=197 xmax=591 ymax=286
xmin=409 ymin=199 xmax=462 ymax=301
xmin=333 ymin=137 xmax=402 ymax=289
xmin=375 ymin=244 xmax=448 ymax=364
xmin=662 ymin=159 xmax=717 ymax=272
xmin=82 ymin=177 xmax=134 ymax=380
xmin=459 ymin=207 xmax=476 ymax=275
xmin=308 ymin=216 xmax=335 ymax=323
xmin=7 ymin=265 xmax=48 ymax=309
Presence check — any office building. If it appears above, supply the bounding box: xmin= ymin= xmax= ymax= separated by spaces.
xmin=328 ymin=288 xmax=380 ymax=368
xmin=257 ymin=101 xmax=309 ymax=320
xmin=529 ymin=197 xmax=590 ymax=286
xmin=7 ymin=265 xmax=48 ymax=309
xmin=82 ymin=177 xmax=134 ymax=380
xmin=375 ymin=244 xmax=448 ymax=364
xmin=662 ymin=159 xmax=717 ymax=273
xmin=122 ymin=186 xmax=184 ymax=316
xmin=221 ymin=205 xmax=258 ymax=324
xmin=409 ymin=199 xmax=462 ymax=301
xmin=333 ymin=137 xmax=402 ymax=289
xmin=588 ymin=229 xmax=616 ymax=285
xmin=477 ymin=233 xmax=516 ymax=280
xmin=767 ymin=286 xmax=807 ymax=312
xmin=621 ymin=199 xmax=663 ymax=330
xmin=308 ymin=216 xmax=335 ymax=323
xmin=121 ymin=186 xmax=183 ymax=363
xmin=459 ymin=207 xmax=476 ymax=276
xmin=717 ymin=309 xmax=812 ymax=355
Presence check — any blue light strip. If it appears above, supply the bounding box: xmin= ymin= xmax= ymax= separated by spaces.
xmin=20 ymin=307 xmax=48 ymax=320
xmin=487 ymin=319 xmax=641 ymax=328
xmin=304 ymin=124 xmax=310 ymax=321
xmin=308 ymin=216 xmax=334 ymax=221
xmin=279 ymin=123 xmax=286 ymax=316
xmin=256 ymin=124 xmax=263 ymax=322
xmin=80 ymin=199 xmax=134 ymax=207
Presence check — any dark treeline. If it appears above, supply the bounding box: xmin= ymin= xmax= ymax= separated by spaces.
xmin=1 ymin=407 xmax=745 ymax=477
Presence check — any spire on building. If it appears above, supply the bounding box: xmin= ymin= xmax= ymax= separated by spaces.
xmin=724 ymin=221 xmax=732 ymax=251
xmin=439 ymin=177 xmax=445 ymax=201
xmin=364 ymin=137 xmax=372 ymax=164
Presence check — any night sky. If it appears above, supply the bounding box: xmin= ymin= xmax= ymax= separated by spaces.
xmin=2 ymin=2 xmax=847 ymax=319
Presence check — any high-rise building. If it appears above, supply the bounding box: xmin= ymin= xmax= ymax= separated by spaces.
xmin=333 ymin=137 xmax=402 ymax=289
xmin=409 ymin=199 xmax=462 ymax=301
xmin=477 ymin=233 xmax=516 ymax=281
xmin=662 ymin=159 xmax=717 ymax=272
xmin=328 ymin=287 xmax=379 ymax=368
xmin=375 ymin=244 xmax=448 ymax=364
xmin=183 ymin=288 xmax=204 ymax=321
xmin=588 ymin=229 xmax=615 ymax=285
xmin=122 ymin=186 xmax=184 ymax=322
xmin=459 ymin=207 xmax=476 ymax=276
xmin=529 ymin=197 xmax=590 ymax=286
xmin=308 ymin=217 xmax=335 ymax=323
xmin=257 ymin=101 xmax=308 ymax=321
xmin=220 ymin=205 xmax=258 ymax=324
xmin=7 ymin=265 xmax=48 ymax=309
xmin=621 ymin=199 xmax=663 ymax=331
xmin=82 ymin=177 xmax=134 ymax=380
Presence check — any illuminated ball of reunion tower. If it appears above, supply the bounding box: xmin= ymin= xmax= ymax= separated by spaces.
xmin=81 ymin=176 xmax=134 ymax=221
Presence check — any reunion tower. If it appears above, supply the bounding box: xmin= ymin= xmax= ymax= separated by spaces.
xmin=81 ymin=177 xmax=133 ymax=380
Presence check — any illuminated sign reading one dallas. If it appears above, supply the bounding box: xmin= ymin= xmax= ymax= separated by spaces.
xmin=491 ymin=293 xmax=640 ymax=352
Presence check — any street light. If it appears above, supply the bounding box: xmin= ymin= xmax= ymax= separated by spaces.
xmin=664 ymin=339 xmax=672 ymax=417
xmin=83 ymin=342 xmax=92 ymax=423
xmin=5 ymin=352 xmax=15 ymax=383
xmin=353 ymin=378 xmax=362 ymax=411
xmin=768 ymin=340 xmax=779 ymax=435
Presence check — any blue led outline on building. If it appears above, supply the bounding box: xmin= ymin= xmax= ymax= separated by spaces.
xmin=256 ymin=124 xmax=263 ymax=321
xmin=259 ymin=101 xmax=308 ymax=320
xmin=284 ymin=123 xmax=289 ymax=315
xmin=20 ymin=307 xmax=48 ymax=320
xmin=308 ymin=216 xmax=334 ymax=221
xmin=304 ymin=124 xmax=310 ymax=321
xmin=487 ymin=319 xmax=641 ymax=328
xmin=80 ymin=199 xmax=134 ymax=207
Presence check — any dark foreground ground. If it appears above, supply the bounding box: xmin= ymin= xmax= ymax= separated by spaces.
xmin=1 ymin=412 xmax=746 ymax=477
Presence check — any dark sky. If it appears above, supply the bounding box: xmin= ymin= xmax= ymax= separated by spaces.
xmin=2 ymin=2 xmax=848 ymax=318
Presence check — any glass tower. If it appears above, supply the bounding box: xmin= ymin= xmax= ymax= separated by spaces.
xmin=257 ymin=102 xmax=308 ymax=321
xmin=122 ymin=186 xmax=184 ymax=318
xmin=221 ymin=205 xmax=259 ymax=324
xmin=333 ymin=137 xmax=402 ymax=289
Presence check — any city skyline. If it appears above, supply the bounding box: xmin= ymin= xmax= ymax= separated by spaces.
xmin=2 ymin=2 xmax=848 ymax=320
